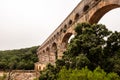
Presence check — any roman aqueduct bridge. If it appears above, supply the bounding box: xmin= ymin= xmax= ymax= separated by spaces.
xmin=35 ymin=0 xmax=120 ymax=71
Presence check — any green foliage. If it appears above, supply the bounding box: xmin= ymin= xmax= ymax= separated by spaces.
xmin=57 ymin=66 xmax=120 ymax=80
xmin=103 ymin=31 xmax=120 ymax=74
xmin=75 ymin=54 xmax=90 ymax=69
xmin=57 ymin=66 xmax=71 ymax=80
xmin=39 ymin=23 xmax=120 ymax=79
xmin=33 ymin=78 xmax=39 ymax=80
xmin=63 ymin=23 xmax=120 ymax=72
xmin=0 ymin=46 xmax=38 ymax=70
xmin=55 ymin=59 xmax=65 ymax=71
xmin=39 ymin=64 xmax=58 ymax=80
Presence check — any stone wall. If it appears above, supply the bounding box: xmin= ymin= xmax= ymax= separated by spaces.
xmin=0 ymin=70 xmax=39 ymax=80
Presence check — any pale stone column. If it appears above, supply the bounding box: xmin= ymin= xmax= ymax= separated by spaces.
xmin=49 ymin=50 xmax=55 ymax=65
xmin=57 ymin=42 xmax=66 ymax=60
xmin=45 ymin=51 xmax=50 ymax=64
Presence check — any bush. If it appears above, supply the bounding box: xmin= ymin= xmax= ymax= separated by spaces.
xmin=58 ymin=66 xmax=120 ymax=80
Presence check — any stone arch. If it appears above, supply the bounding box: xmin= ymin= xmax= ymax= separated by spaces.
xmin=46 ymin=47 xmax=50 ymax=52
xmin=89 ymin=1 xmax=120 ymax=24
xmin=54 ymin=35 xmax=56 ymax=38
xmin=61 ymin=33 xmax=73 ymax=49
xmin=43 ymin=50 xmax=45 ymax=53
xmin=64 ymin=24 xmax=67 ymax=29
xmin=38 ymin=66 xmax=41 ymax=71
xmin=52 ymin=42 xmax=58 ymax=59
xmin=63 ymin=24 xmax=67 ymax=33
xmin=46 ymin=47 xmax=50 ymax=63
xmin=74 ymin=13 xmax=80 ymax=21
xmin=68 ymin=19 xmax=73 ymax=25
xmin=49 ymin=42 xmax=58 ymax=64
xmin=60 ymin=28 xmax=63 ymax=33
xmin=57 ymin=32 xmax=60 ymax=36
xmin=83 ymin=5 xmax=89 ymax=12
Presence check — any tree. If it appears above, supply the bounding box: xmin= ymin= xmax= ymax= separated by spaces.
xmin=63 ymin=23 xmax=111 ymax=70
xmin=39 ymin=23 xmax=120 ymax=79
xmin=58 ymin=66 xmax=120 ymax=80
xmin=39 ymin=64 xmax=58 ymax=80
xmin=0 ymin=46 xmax=39 ymax=70
xmin=104 ymin=31 xmax=120 ymax=74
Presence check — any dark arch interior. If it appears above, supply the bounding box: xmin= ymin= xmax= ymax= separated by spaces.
xmin=43 ymin=50 xmax=45 ymax=53
xmin=83 ymin=5 xmax=89 ymax=12
xmin=46 ymin=47 xmax=50 ymax=53
xmin=52 ymin=43 xmax=57 ymax=50
xmin=89 ymin=4 xmax=120 ymax=24
xmin=68 ymin=20 xmax=73 ymax=25
xmin=74 ymin=13 xmax=80 ymax=21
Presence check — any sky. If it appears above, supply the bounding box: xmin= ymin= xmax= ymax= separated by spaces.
xmin=0 ymin=0 xmax=120 ymax=50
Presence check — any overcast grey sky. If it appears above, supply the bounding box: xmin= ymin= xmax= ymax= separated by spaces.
xmin=0 ymin=0 xmax=120 ymax=50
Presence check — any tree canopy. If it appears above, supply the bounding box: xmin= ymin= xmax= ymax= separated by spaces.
xmin=39 ymin=23 xmax=120 ymax=80
xmin=63 ymin=23 xmax=120 ymax=74
xmin=0 ymin=46 xmax=38 ymax=70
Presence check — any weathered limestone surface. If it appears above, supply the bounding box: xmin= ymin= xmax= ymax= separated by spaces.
xmin=0 ymin=70 xmax=38 ymax=80
xmin=35 ymin=0 xmax=120 ymax=71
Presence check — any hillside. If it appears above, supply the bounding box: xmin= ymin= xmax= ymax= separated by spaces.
xmin=0 ymin=46 xmax=39 ymax=70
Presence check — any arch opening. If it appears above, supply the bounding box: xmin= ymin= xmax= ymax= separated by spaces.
xmin=38 ymin=66 xmax=41 ymax=71
xmin=98 ymin=8 xmax=120 ymax=32
xmin=68 ymin=20 xmax=73 ymax=25
xmin=62 ymin=33 xmax=74 ymax=49
xmin=74 ymin=13 xmax=80 ymax=21
xmin=83 ymin=5 xmax=89 ymax=12
xmin=43 ymin=50 xmax=45 ymax=53
xmin=89 ymin=4 xmax=120 ymax=24
xmin=46 ymin=47 xmax=50 ymax=51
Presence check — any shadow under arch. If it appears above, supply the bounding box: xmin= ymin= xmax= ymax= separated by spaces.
xmin=89 ymin=4 xmax=120 ymax=24
xmin=46 ymin=47 xmax=50 ymax=54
